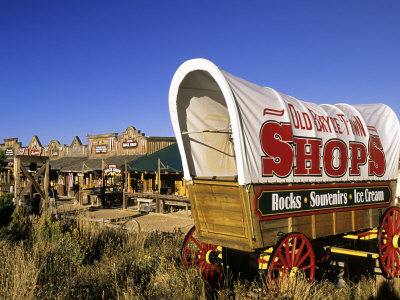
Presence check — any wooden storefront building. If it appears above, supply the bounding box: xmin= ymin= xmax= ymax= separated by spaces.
xmin=1 ymin=126 xmax=177 ymax=198
xmin=123 ymin=143 xmax=187 ymax=196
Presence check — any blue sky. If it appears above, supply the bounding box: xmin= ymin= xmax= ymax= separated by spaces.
xmin=1 ymin=1 xmax=399 ymax=146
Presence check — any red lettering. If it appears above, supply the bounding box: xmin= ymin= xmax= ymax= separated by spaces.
xmin=349 ymin=142 xmax=367 ymax=175
xmin=302 ymin=112 xmax=312 ymax=130
xmin=294 ymin=137 xmax=322 ymax=175
xmin=354 ymin=116 xmax=366 ymax=136
xmin=289 ymin=104 xmax=313 ymax=131
xmin=288 ymin=104 xmax=300 ymax=129
xmin=337 ymin=114 xmax=350 ymax=134
xmin=350 ymin=116 xmax=366 ymax=137
xmin=332 ymin=118 xmax=342 ymax=134
xmin=320 ymin=116 xmax=332 ymax=132
xmin=323 ymin=139 xmax=348 ymax=177
xmin=261 ymin=121 xmax=294 ymax=177
xmin=309 ymin=110 xmax=322 ymax=131
xmin=368 ymin=135 xmax=385 ymax=176
xmin=318 ymin=116 xmax=328 ymax=132
xmin=330 ymin=117 xmax=338 ymax=133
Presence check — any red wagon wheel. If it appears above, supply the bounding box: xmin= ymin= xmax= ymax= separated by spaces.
xmin=267 ymin=232 xmax=315 ymax=288
xmin=181 ymin=225 xmax=223 ymax=288
xmin=378 ymin=206 xmax=400 ymax=277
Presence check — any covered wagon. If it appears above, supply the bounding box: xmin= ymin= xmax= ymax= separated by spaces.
xmin=169 ymin=58 xmax=400 ymax=286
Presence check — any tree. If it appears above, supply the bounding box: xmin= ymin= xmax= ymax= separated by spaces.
xmin=0 ymin=149 xmax=6 ymax=171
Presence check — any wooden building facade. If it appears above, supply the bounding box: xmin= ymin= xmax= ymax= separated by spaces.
xmin=0 ymin=126 xmax=177 ymax=197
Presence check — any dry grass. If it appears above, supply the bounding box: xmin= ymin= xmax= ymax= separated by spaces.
xmin=0 ymin=212 xmax=399 ymax=299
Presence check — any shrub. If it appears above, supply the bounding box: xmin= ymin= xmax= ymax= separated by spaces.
xmin=5 ymin=209 xmax=32 ymax=242
xmin=0 ymin=193 xmax=15 ymax=227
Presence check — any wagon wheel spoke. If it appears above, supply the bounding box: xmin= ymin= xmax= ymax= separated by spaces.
xmin=213 ymin=263 xmax=221 ymax=273
xmin=380 ymin=241 xmax=389 ymax=250
xmin=388 ymin=248 xmax=394 ymax=273
xmin=390 ymin=211 xmax=395 ymax=234
xmin=190 ymin=236 xmax=205 ymax=252
xmin=209 ymin=264 xmax=215 ymax=278
xmin=294 ymin=240 xmax=306 ymax=266
xmin=378 ymin=207 xmax=400 ymax=278
xmin=384 ymin=223 xmax=391 ymax=236
xmin=271 ymin=269 xmax=289 ymax=284
xmin=278 ymin=250 xmax=289 ymax=269
xmin=184 ymin=257 xmax=203 ymax=266
xmin=291 ymin=237 xmax=298 ymax=266
xmin=381 ymin=234 xmax=388 ymax=240
xmin=395 ymin=213 xmax=400 ymax=233
xmin=196 ymin=260 xmax=205 ymax=270
xmin=300 ymin=264 xmax=312 ymax=271
xmin=202 ymin=242 xmax=208 ymax=251
xmin=204 ymin=264 xmax=210 ymax=280
xmin=285 ymin=239 xmax=291 ymax=267
xmin=212 ymin=264 xmax=222 ymax=279
xmin=395 ymin=251 xmax=400 ymax=271
xmin=181 ymin=226 xmax=223 ymax=288
xmin=391 ymin=251 xmax=395 ymax=273
xmin=267 ymin=232 xmax=315 ymax=289
xmin=185 ymin=248 xmax=202 ymax=256
xmin=297 ymin=250 xmax=311 ymax=267
xmin=382 ymin=246 xmax=391 ymax=262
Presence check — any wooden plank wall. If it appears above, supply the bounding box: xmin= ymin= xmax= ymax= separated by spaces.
xmin=189 ymin=181 xmax=253 ymax=251
xmin=188 ymin=180 xmax=395 ymax=251
xmin=146 ymin=140 xmax=176 ymax=155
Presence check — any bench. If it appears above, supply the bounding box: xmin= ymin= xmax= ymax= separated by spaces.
xmin=136 ymin=197 xmax=154 ymax=211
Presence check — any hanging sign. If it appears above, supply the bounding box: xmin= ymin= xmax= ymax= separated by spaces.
xmin=5 ymin=148 xmax=14 ymax=156
xmin=255 ymin=182 xmax=391 ymax=220
xmin=122 ymin=139 xmax=138 ymax=149
xmin=103 ymin=166 xmax=123 ymax=176
xmin=30 ymin=149 xmax=42 ymax=156
xmin=95 ymin=145 xmax=108 ymax=154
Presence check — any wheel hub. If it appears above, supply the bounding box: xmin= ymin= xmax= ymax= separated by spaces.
xmin=392 ymin=234 xmax=399 ymax=249
xmin=205 ymin=250 xmax=221 ymax=264
xmin=205 ymin=250 xmax=212 ymax=264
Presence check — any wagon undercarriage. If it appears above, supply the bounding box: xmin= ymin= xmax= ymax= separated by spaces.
xmin=181 ymin=206 xmax=400 ymax=288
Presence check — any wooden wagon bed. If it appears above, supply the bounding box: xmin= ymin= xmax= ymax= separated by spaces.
xmin=189 ymin=179 xmax=396 ymax=252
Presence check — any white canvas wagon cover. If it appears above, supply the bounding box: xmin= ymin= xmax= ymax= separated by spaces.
xmin=169 ymin=59 xmax=400 ymax=185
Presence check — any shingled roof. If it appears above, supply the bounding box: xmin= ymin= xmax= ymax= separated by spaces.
xmin=50 ymin=155 xmax=143 ymax=172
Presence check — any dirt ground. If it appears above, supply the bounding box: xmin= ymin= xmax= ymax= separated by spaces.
xmin=55 ymin=198 xmax=194 ymax=234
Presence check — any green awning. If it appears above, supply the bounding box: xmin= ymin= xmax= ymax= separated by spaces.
xmin=123 ymin=143 xmax=182 ymax=173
